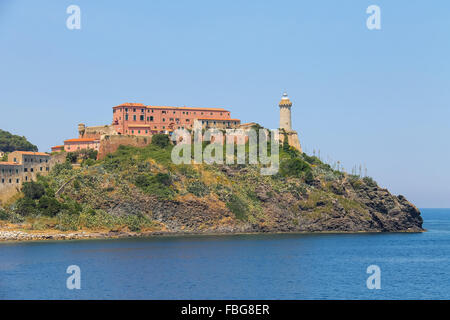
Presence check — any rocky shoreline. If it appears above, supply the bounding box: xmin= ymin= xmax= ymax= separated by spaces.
xmin=0 ymin=227 xmax=425 ymax=242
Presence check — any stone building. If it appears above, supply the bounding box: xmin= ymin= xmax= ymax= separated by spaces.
xmin=0 ymin=151 xmax=59 ymax=204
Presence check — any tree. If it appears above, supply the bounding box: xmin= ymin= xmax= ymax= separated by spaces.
xmin=0 ymin=129 xmax=38 ymax=152
xmin=152 ymin=134 xmax=170 ymax=148
xmin=21 ymin=181 xmax=45 ymax=200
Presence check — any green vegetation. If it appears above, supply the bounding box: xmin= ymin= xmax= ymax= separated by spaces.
xmin=0 ymin=130 xmax=382 ymax=234
xmin=0 ymin=129 xmax=38 ymax=152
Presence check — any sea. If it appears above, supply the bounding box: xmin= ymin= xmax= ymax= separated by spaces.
xmin=0 ymin=208 xmax=448 ymax=299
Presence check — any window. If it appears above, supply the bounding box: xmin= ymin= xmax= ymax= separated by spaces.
xmin=40 ymin=167 xmax=43 ymax=171
xmin=125 ymin=114 xmax=129 ymax=121
xmin=132 ymin=130 xmax=134 ymax=134
xmin=30 ymin=168 xmax=34 ymax=172
xmin=210 ymin=112 xmax=213 ymax=115
xmin=16 ymin=179 xmax=19 ymax=183
xmin=133 ymin=108 xmax=136 ymax=112
xmin=141 ymin=109 xmax=144 ymax=113
xmin=173 ymin=111 xmax=176 ymax=114
xmin=24 ymin=168 xmax=28 ymax=172
xmin=162 ymin=118 xmax=165 ymax=122
xmin=9 ymin=179 xmax=11 ymax=183
xmin=16 ymin=169 xmax=19 ymax=174
xmin=1 ymin=179 xmax=4 ymax=183
xmin=138 ymin=130 xmax=140 ymax=134
xmin=13 ymin=157 xmax=17 ymax=162
xmin=145 ymin=130 xmax=148 ymax=134
xmin=140 ymin=115 xmax=144 ymax=121
xmin=186 ymin=119 xmax=190 ymax=122
xmin=162 ymin=111 xmax=166 ymax=114
xmin=150 ymin=116 xmax=154 ymax=121
xmin=133 ymin=115 xmax=136 ymax=121
xmin=46 ymin=167 xmax=49 ymax=171
xmin=170 ymin=118 xmax=174 ymax=121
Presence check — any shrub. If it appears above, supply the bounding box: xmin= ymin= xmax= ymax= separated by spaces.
xmin=226 ymin=194 xmax=248 ymax=221
xmin=303 ymin=153 xmax=322 ymax=165
xmin=66 ymin=152 xmax=78 ymax=164
xmin=152 ymin=134 xmax=170 ymax=148
xmin=38 ymin=196 xmax=62 ymax=216
xmin=280 ymin=158 xmax=310 ymax=177
xmin=81 ymin=158 xmax=95 ymax=167
xmin=135 ymin=173 xmax=173 ymax=198
xmin=304 ymin=170 xmax=315 ymax=184
xmin=187 ymin=180 xmax=210 ymax=197
xmin=51 ymin=161 xmax=72 ymax=175
xmin=15 ymin=197 xmax=37 ymax=216
xmin=363 ymin=176 xmax=378 ymax=188
xmin=21 ymin=181 xmax=45 ymax=200
xmin=0 ymin=208 xmax=8 ymax=220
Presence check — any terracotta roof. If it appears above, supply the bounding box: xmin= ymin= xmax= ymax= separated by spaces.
xmin=197 ymin=118 xmax=241 ymax=121
xmin=113 ymin=105 xmax=228 ymax=112
xmin=0 ymin=161 xmax=21 ymax=166
xmin=13 ymin=151 xmax=49 ymax=156
xmin=51 ymin=145 xmax=64 ymax=149
xmin=64 ymin=138 xmax=99 ymax=143
xmin=114 ymin=103 xmax=145 ymax=107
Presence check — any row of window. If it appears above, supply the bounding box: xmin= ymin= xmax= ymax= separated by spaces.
xmin=23 ymin=157 xmax=48 ymax=163
xmin=1 ymin=175 xmax=34 ymax=184
xmin=0 ymin=167 xmax=49 ymax=174
xmin=115 ymin=107 xmax=229 ymax=117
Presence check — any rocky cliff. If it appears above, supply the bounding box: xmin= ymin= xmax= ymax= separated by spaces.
xmin=0 ymin=138 xmax=423 ymax=235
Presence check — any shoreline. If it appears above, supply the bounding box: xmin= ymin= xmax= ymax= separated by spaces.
xmin=0 ymin=227 xmax=425 ymax=243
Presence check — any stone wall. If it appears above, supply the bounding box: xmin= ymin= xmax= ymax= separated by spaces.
xmin=79 ymin=124 xmax=118 ymax=139
xmin=280 ymin=130 xmax=302 ymax=152
xmin=97 ymin=135 xmax=153 ymax=160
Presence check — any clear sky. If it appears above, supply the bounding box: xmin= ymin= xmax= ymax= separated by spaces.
xmin=0 ymin=0 xmax=449 ymax=208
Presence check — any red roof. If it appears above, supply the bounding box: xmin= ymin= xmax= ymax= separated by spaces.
xmin=13 ymin=151 xmax=49 ymax=156
xmin=0 ymin=161 xmax=21 ymax=166
xmin=64 ymin=138 xmax=99 ymax=143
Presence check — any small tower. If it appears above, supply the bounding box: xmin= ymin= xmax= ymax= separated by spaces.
xmin=279 ymin=92 xmax=293 ymax=131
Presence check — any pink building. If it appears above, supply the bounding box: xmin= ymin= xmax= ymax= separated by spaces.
xmin=63 ymin=138 xmax=100 ymax=152
xmin=112 ymin=103 xmax=241 ymax=135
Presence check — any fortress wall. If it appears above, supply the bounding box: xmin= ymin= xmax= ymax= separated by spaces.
xmin=79 ymin=124 xmax=117 ymax=139
xmin=98 ymin=135 xmax=153 ymax=160
xmin=280 ymin=131 xmax=302 ymax=152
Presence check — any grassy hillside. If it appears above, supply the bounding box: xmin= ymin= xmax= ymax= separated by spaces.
xmin=0 ymin=134 xmax=423 ymax=234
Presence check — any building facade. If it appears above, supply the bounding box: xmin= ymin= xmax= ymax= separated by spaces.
xmin=63 ymin=138 xmax=100 ymax=152
xmin=112 ymin=103 xmax=241 ymax=135
xmin=0 ymin=151 xmax=55 ymax=204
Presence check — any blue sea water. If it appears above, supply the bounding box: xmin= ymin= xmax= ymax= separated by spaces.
xmin=0 ymin=208 xmax=449 ymax=300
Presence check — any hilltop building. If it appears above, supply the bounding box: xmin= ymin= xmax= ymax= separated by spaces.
xmin=53 ymin=103 xmax=242 ymax=153
xmin=51 ymin=94 xmax=302 ymax=156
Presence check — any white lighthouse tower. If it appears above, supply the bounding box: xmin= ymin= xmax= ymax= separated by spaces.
xmin=278 ymin=92 xmax=302 ymax=152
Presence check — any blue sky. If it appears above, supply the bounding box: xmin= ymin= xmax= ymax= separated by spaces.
xmin=0 ymin=0 xmax=449 ymax=208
